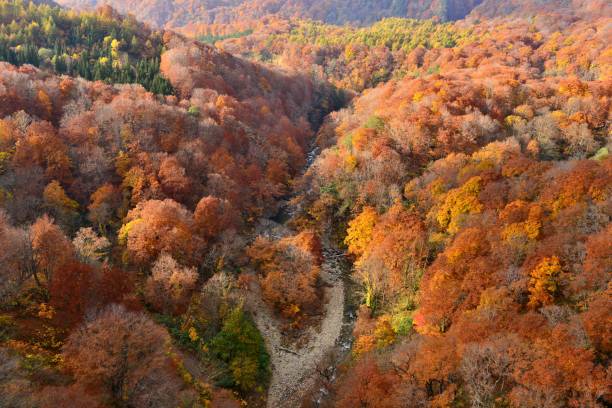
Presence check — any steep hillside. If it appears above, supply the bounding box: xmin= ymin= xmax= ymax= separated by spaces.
xmin=0 ymin=4 xmax=342 ymax=406
xmin=290 ymin=11 xmax=611 ymax=408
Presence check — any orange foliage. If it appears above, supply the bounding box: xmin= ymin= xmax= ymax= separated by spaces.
xmin=30 ymin=215 xmax=73 ymax=285
xmin=335 ymin=357 xmax=400 ymax=408
xmin=194 ymin=196 xmax=239 ymax=241
xmin=119 ymin=199 xmax=203 ymax=266
xmin=247 ymin=235 xmax=320 ymax=324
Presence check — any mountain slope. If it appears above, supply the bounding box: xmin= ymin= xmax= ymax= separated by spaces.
xmin=470 ymin=0 xmax=611 ymax=19
xmin=55 ymin=0 xmax=484 ymax=28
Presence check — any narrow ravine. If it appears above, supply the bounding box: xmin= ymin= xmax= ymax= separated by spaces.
xmin=243 ymin=139 xmax=356 ymax=407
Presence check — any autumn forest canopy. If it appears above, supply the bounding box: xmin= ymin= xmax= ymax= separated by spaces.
xmin=0 ymin=0 xmax=610 ymax=407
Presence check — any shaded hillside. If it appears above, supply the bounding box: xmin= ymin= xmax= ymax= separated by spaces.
xmin=470 ymin=0 xmax=611 ymax=20
xmin=55 ymin=0 xmax=484 ymax=30
xmin=53 ymin=0 xmax=612 ymax=34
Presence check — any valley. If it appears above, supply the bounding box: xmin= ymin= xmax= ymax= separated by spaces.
xmin=0 ymin=1 xmax=610 ymax=407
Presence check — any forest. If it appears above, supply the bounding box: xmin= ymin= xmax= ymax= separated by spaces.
xmin=0 ymin=0 xmax=610 ymax=407
xmin=54 ymin=0 xmax=485 ymax=30
xmin=0 ymin=1 xmax=173 ymax=93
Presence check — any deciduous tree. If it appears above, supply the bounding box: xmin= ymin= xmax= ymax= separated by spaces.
xmin=30 ymin=215 xmax=73 ymax=286
xmin=63 ymin=305 xmax=171 ymax=405
xmin=119 ymin=199 xmax=202 ymax=266
xmin=144 ymin=253 xmax=198 ymax=315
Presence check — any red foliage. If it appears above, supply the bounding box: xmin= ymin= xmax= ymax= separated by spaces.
xmin=49 ymin=261 xmax=94 ymax=324
xmin=95 ymin=266 xmax=136 ymax=308
xmin=335 ymin=357 xmax=400 ymax=408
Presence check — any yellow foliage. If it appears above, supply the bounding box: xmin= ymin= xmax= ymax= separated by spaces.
xmin=353 ymin=334 xmax=376 ymax=356
xmin=435 ymin=177 xmax=483 ymax=234
xmin=428 ymin=178 xmax=447 ymax=196
xmin=287 ymin=303 xmax=301 ymax=317
xmin=588 ymin=185 xmax=607 ymax=202
xmin=502 ymin=205 xmax=542 ymax=242
xmin=551 ymin=110 xmax=567 ymax=121
xmin=374 ymin=315 xmax=396 ymax=349
xmin=43 ymin=180 xmax=79 ymax=212
xmin=458 ymin=159 xmax=495 ymax=180
xmin=122 ymin=166 xmax=146 ymax=193
xmin=352 ymin=128 xmax=371 ymax=151
xmin=117 ymin=218 xmax=144 ymax=245
xmin=37 ymin=303 xmax=55 ymax=320
xmin=471 ymin=139 xmax=520 ymax=166
xmin=431 ymin=99 xmax=441 ymax=113
xmin=556 ymin=57 xmax=569 ymax=70
xmin=558 ymin=80 xmax=589 ymax=97
xmin=354 ymin=319 xmax=399 ymax=352
xmin=110 ymin=38 xmax=121 ymax=62
xmin=562 ymin=36 xmax=575 ymax=46
xmin=188 ymin=327 xmax=199 ymax=342
xmin=344 ymin=154 xmax=358 ymax=172
xmin=528 ymin=256 xmax=562 ymax=309
xmin=569 ymin=112 xmax=587 ymax=123
xmin=0 ymin=151 xmax=12 ymax=174
xmin=543 ymin=31 xmax=562 ymax=53
xmin=344 ymin=207 xmax=378 ymax=259
xmin=504 ymin=115 xmax=525 ymax=128
xmin=115 ymin=150 xmax=131 ymax=176
xmin=344 ymin=44 xmax=355 ymax=61
xmin=502 ymin=220 xmax=539 ymax=242
xmin=526 ymin=139 xmax=540 ymax=157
